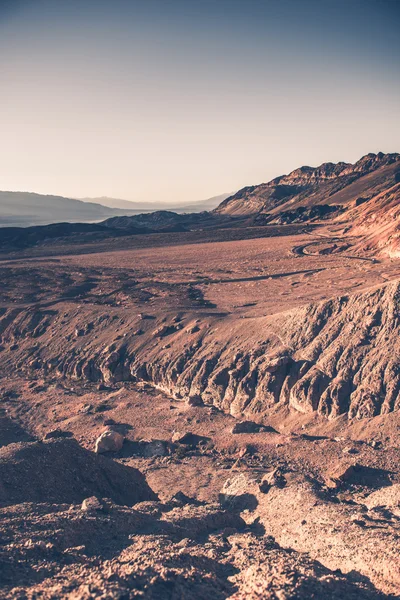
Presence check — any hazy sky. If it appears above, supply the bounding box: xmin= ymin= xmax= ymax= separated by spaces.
xmin=0 ymin=0 xmax=399 ymax=204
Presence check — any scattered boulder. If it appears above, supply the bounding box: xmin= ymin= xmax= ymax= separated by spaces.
xmin=81 ymin=496 xmax=105 ymax=512
xmin=94 ymin=402 xmax=112 ymax=413
xmin=172 ymin=431 xmax=194 ymax=444
xmin=259 ymin=468 xmax=286 ymax=493
xmin=153 ymin=325 xmax=175 ymax=338
xmin=95 ymin=430 xmax=124 ymax=454
xmin=350 ymin=514 xmax=366 ymax=527
xmin=325 ymin=462 xmax=360 ymax=488
xmin=169 ymin=491 xmax=202 ymax=506
xmin=232 ymin=420 xmax=268 ymax=434
xmin=342 ymin=446 xmax=359 ymax=455
xmin=370 ymin=440 xmax=382 ymax=449
xmin=326 ymin=463 xmax=391 ymax=489
xmin=141 ymin=440 xmax=168 ymax=458
xmin=364 ymin=484 xmax=400 ymax=510
xmin=171 ymin=431 xmax=209 ymax=446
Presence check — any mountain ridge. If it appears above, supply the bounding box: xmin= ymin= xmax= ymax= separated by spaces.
xmin=215 ymin=152 xmax=400 ymax=217
xmin=80 ymin=193 xmax=232 ymax=213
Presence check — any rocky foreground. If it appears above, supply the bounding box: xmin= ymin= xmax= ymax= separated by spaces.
xmin=1 ymin=433 xmax=400 ymax=599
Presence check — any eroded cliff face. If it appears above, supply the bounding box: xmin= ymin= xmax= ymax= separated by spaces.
xmin=2 ymin=279 xmax=400 ymax=421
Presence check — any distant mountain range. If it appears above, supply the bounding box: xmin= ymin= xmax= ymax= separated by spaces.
xmin=78 ymin=197 xmax=165 ymax=211
xmin=0 ymin=191 xmax=129 ymax=227
xmin=0 ymin=190 xmax=231 ymax=227
xmin=79 ymin=193 xmax=231 ymax=214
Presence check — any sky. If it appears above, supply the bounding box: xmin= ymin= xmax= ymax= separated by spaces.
xmin=0 ymin=0 xmax=399 ymax=204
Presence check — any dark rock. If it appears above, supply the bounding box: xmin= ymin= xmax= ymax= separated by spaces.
xmin=259 ymin=468 xmax=286 ymax=493
xmin=169 ymin=491 xmax=202 ymax=506
xmin=44 ymin=429 xmax=73 ymax=440
xmin=171 ymin=431 xmax=210 ymax=446
xmin=187 ymin=395 xmax=203 ymax=407
xmin=232 ymin=421 xmax=266 ymax=434
xmin=186 ymin=325 xmax=200 ymax=334
xmin=141 ymin=440 xmax=168 ymax=458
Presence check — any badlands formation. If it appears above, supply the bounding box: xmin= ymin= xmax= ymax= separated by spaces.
xmin=1 ymin=153 xmax=400 ymax=598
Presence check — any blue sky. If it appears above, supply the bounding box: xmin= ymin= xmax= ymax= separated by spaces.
xmin=0 ymin=0 xmax=399 ymax=203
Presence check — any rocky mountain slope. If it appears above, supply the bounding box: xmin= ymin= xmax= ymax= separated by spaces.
xmin=121 ymin=279 xmax=400 ymax=421
xmin=338 ymin=183 xmax=400 ymax=257
xmin=215 ymin=152 xmax=400 ymax=218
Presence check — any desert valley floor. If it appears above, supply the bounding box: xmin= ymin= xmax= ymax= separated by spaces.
xmin=2 ymin=220 xmax=400 ymax=599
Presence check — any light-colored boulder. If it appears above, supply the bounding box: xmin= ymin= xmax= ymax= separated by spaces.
xmin=81 ymin=496 xmax=105 ymax=512
xmin=364 ymin=484 xmax=400 ymax=510
xmin=95 ymin=430 xmax=124 ymax=454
